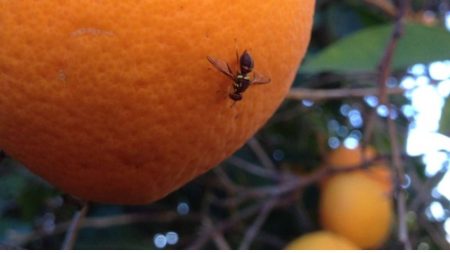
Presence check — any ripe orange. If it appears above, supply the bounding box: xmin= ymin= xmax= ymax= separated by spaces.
xmin=324 ymin=146 xmax=393 ymax=194
xmin=284 ymin=231 xmax=360 ymax=250
xmin=0 ymin=1 xmax=315 ymax=204
xmin=361 ymin=164 xmax=393 ymax=195
xmin=320 ymin=173 xmax=393 ymax=249
xmin=327 ymin=146 xmax=377 ymax=169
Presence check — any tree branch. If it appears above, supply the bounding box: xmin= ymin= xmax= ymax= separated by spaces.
xmin=286 ymin=87 xmax=404 ymax=101
xmin=238 ymin=199 xmax=277 ymax=250
xmin=11 ymin=211 xmax=197 ymax=247
xmin=61 ymin=201 xmax=89 ymax=250
xmin=376 ymin=0 xmax=411 ymax=249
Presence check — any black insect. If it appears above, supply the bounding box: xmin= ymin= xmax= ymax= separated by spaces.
xmin=207 ymin=50 xmax=271 ymax=102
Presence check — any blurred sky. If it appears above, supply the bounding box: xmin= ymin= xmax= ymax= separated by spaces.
xmin=403 ymin=12 xmax=450 ymax=241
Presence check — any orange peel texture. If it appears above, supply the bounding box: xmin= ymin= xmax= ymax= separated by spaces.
xmin=0 ymin=0 xmax=315 ymax=204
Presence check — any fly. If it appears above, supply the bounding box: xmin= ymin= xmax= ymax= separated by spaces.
xmin=207 ymin=50 xmax=271 ymax=102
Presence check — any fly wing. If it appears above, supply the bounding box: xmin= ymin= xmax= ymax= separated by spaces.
xmin=252 ymin=71 xmax=271 ymax=85
xmin=207 ymin=56 xmax=235 ymax=80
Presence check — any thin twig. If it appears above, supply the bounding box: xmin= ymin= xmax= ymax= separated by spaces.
xmin=11 ymin=211 xmax=197 ymax=247
xmin=292 ymin=202 xmax=315 ymax=232
xmin=238 ymin=198 xmax=277 ymax=250
xmin=214 ymin=167 xmax=243 ymax=193
xmin=362 ymin=110 xmax=377 ymax=148
xmin=377 ymin=3 xmax=407 ymax=104
xmin=247 ymin=138 xmax=277 ymax=171
xmin=187 ymin=201 xmax=264 ymax=249
xmin=376 ymin=0 xmax=411 ymax=249
xmin=61 ymin=202 xmax=89 ymax=250
xmin=204 ymin=217 xmax=232 ymax=250
xmin=287 ymin=87 xmax=404 ymax=101
xmin=231 ymin=155 xmax=388 ymax=200
xmin=226 ymin=156 xmax=281 ymax=180
xmin=418 ymin=214 xmax=450 ymax=250
xmin=210 ymin=192 xmax=253 ymax=208
xmin=409 ymin=168 xmax=447 ymax=211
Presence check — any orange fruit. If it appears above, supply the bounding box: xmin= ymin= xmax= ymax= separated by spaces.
xmin=361 ymin=164 xmax=393 ymax=195
xmin=327 ymin=146 xmax=377 ymax=169
xmin=324 ymin=146 xmax=393 ymax=194
xmin=0 ymin=1 xmax=315 ymax=204
xmin=320 ymin=173 xmax=393 ymax=249
xmin=284 ymin=231 xmax=360 ymax=250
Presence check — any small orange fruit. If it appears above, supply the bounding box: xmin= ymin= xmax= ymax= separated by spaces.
xmin=361 ymin=164 xmax=393 ymax=195
xmin=0 ymin=1 xmax=315 ymax=204
xmin=327 ymin=146 xmax=377 ymax=169
xmin=284 ymin=231 xmax=360 ymax=250
xmin=324 ymin=146 xmax=393 ymax=194
xmin=320 ymin=173 xmax=393 ymax=249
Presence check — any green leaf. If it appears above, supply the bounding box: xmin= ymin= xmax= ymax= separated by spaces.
xmin=302 ymin=23 xmax=450 ymax=73
xmin=0 ymin=173 xmax=27 ymax=199
xmin=440 ymin=97 xmax=450 ymax=136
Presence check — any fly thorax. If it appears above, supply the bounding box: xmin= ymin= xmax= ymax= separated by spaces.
xmin=235 ymin=74 xmax=244 ymax=87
